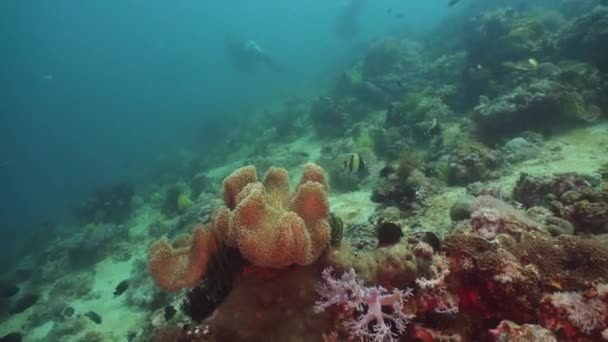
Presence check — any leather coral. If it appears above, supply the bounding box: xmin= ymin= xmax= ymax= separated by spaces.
xmin=148 ymin=163 xmax=331 ymax=291
xmin=149 ymin=224 xmax=219 ymax=291
xmin=215 ymin=162 xmax=331 ymax=268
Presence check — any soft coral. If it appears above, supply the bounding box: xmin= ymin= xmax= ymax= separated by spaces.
xmin=314 ymin=267 xmax=414 ymax=342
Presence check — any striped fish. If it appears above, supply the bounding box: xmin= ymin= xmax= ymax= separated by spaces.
xmin=343 ymin=153 xmax=366 ymax=175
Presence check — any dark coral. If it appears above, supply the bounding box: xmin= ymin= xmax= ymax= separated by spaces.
xmin=328 ymin=213 xmax=344 ymax=247
xmin=375 ymin=220 xmax=403 ymax=246
xmin=182 ymin=245 xmax=242 ymax=322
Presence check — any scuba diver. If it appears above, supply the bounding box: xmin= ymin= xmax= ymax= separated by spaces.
xmin=224 ymin=37 xmax=283 ymax=73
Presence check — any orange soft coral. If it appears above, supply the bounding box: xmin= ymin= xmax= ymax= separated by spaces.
xmin=222 ymin=165 xmax=257 ymax=210
xmin=149 ymin=224 xmax=219 ymax=291
xmin=217 ymin=163 xmax=331 ymax=268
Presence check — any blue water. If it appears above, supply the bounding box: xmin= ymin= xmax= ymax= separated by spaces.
xmin=0 ymin=0 xmax=447 ymax=251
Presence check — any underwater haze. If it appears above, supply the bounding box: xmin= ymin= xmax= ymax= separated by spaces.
xmin=0 ymin=0 xmax=446 ymax=237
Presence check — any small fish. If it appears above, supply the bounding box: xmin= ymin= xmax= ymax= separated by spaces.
xmin=528 ymin=58 xmax=538 ymax=68
xmin=343 ymin=153 xmax=366 ymax=175
xmin=395 ymin=80 xmax=404 ymax=88
xmin=42 ymin=74 xmax=53 ymax=80
xmin=113 ymin=280 xmax=129 ymax=297
xmin=85 ymin=311 xmax=102 ymax=324
xmin=395 ymin=13 xmax=404 ymax=19
xmin=476 ymin=64 xmax=483 ymax=70
xmin=386 ymin=8 xmax=393 ymax=15
xmin=448 ymin=0 xmax=460 ymax=7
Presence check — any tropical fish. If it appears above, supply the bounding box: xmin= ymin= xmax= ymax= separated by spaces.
xmin=343 ymin=153 xmax=366 ymax=175
xmin=113 ymin=280 xmax=129 ymax=296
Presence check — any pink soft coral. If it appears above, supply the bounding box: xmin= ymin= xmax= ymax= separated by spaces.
xmin=314 ymin=267 xmax=414 ymax=342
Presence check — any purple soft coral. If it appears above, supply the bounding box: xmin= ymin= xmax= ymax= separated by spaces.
xmin=314 ymin=267 xmax=414 ymax=342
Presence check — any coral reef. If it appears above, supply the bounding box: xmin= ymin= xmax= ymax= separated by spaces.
xmin=512 ymin=172 xmax=608 ymax=233
xmin=11 ymin=3 xmax=608 ymax=342
xmin=182 ymin=246 xmax=242 ymax=322
xmin=473 ymin=61 xmax=605 ymax=142
xmin=540 ymin=282 xmax=608 ymax=339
